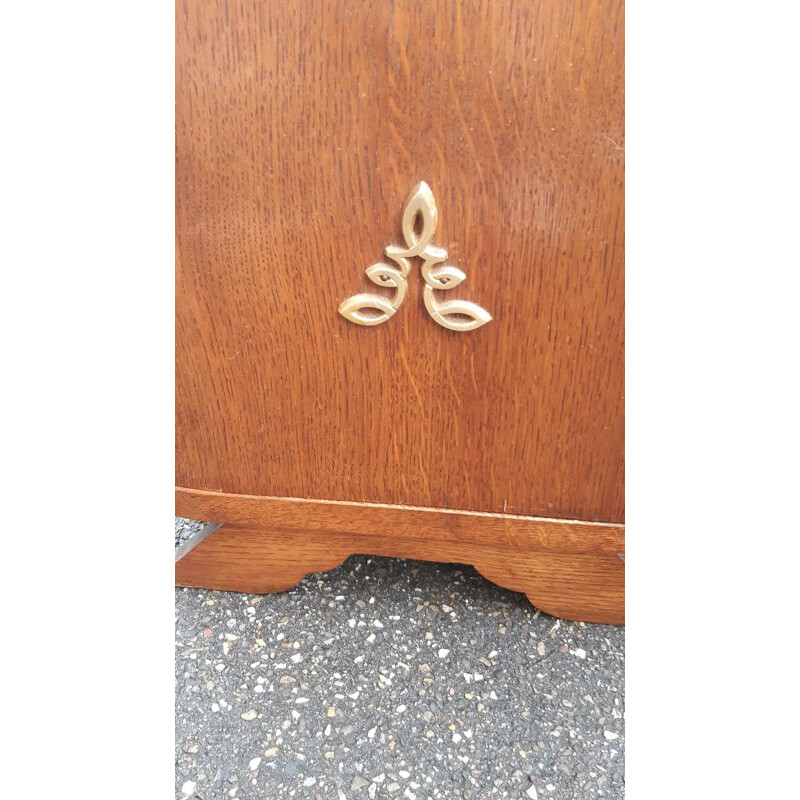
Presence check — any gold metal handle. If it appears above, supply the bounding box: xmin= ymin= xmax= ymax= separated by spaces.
xmin=338 ymin=182 xmax=492 ymax=331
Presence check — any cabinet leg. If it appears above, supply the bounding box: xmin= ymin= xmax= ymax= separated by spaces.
xmin=175 ymin=524 xmax=352 ymax=595
xmin=472 ymin=551 xmax=624 ymax=625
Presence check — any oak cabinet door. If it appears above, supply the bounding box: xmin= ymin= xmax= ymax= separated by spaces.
xmin=176 ymin=0 xmax=624 ymax=524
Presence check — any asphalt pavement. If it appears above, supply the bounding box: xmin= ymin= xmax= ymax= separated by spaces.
xmin=175 ymin=518 xmax=625 ymax=799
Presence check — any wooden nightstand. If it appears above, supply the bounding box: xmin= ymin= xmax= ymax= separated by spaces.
xmin=175 ymin=0 xmax=624 ymax=624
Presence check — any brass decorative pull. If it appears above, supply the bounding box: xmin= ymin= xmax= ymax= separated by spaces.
xmin=338 ymin=182 xmax=492 ymax=331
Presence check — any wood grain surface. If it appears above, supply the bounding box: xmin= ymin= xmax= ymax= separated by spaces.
xmin=176 ymin=487 xmax=624 ymax=556
xmin=175 ymin=521 xmax=625 ymax=625
xmin=176 ymin=0 xmax=625 ymax=522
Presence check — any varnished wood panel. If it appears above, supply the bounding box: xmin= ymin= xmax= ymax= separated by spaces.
xmin=176 ymin=0 xmax=624 ymax=522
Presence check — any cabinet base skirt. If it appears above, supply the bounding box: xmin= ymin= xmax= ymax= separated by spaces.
xmin=175 ymin=488 xmax=625 ymax=625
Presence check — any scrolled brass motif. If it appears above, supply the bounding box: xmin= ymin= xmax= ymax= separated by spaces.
xmin=338 ymin=182 xmax=492 ymax=331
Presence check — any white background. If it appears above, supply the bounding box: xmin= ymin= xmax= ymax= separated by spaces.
xmin=2 ymin=1 xmax=798 ymax=796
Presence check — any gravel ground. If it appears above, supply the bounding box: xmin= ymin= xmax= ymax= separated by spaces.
xmin=176 ymin=518 xmax=207 ymax=549
xmin=175 ymin=518 xmax=625 ymax=800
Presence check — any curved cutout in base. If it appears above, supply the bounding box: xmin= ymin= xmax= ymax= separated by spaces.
xmin=175 ymin=524 xmax=351 ymax=595
xmin=472 ymin=553 xmax=624 ymax=626
xmin=175 ymin=491 xmax=624 ymax=624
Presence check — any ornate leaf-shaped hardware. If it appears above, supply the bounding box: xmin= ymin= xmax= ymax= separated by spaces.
xmin=400 ymin=182 xmax=438 ymax=257
xmin=422 ymin=289 xmax=494 ymax=332
xmin=422 ymin=264 xmax=466 ymax=290
xmin=366 ymin=263 xmax=406 ymax=296
xmin=338 ymin=293 xmax=397 ymax=326
xmin=338 ymin=181 xmax=492 ymax=331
